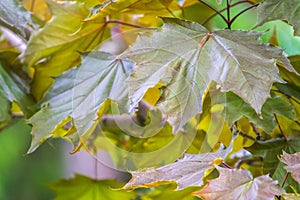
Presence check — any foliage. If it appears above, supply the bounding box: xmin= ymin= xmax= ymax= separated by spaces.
xmin=1 ymin=0 xmax=300 ymax=199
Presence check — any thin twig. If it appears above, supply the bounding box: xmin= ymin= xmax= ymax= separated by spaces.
xmin=198 ymin=0 xmax=228 ymax=24
xmin=238 ymin=131 xmax=256 ymax=141
xmin=274 ymin=114 xmax=288 ymax=141
xmin=222 ymin=161 xmax=232 ymax=169
xmin=281 ymin=172 xmax=289 ymax=188
xmin=250 ymin=122 xmax=261 ymax=137
xmin=30 ymin=0 xmax=35 ymax=12
xmin=229 ymin=3 xmax=258 ymax=27
xmin=272 ymin=89 xmax=300 ymax=106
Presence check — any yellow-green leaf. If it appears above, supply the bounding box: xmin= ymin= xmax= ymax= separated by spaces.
xmin=50 ymin=174 xmax=136 ymax=200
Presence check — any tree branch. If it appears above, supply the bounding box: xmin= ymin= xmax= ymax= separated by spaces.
xmin=198 ymin=0 xmax=228 ymax=24
xmin=201 ymin=0 xmax=255 ymax=25
xmin=107 ymin=20 xmax=157 ymax=30
xmin=274 ymin=114 xmax=288 ymax=141
xmin=228 ymin=3 xmax=258 ymax=27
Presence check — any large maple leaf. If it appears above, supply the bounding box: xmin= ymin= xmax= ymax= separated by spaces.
xmin=122 ymin=17 xmax=295 ymax=132
xmin=195 ymin=166 xmax=284 ymax=200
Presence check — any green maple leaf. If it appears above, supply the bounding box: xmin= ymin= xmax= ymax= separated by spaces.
xmin=0 ymin=0 xmax=34 ymax=38
xmin=122 ymin=17 xmax=295 ymax=132
xmin=134 ymin=181 xmax=200 ymax=200
xmin=27 ymin=51 xmax=134 ymax=153
xmin=0 ymin=64 xmax=36 ymax=127
xmin=256 ymin=0 xmax=300 ymax=36
xmin=50 ymin=174 xmax=136 ymax=200
xmin=246 ymin=138 xmax=300 ymax=192
xmin=209 ymin=87 xmax=295 ymax=133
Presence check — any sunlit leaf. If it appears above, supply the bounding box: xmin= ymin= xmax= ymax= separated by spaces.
xmin=256 ymin=0 xmax=300 ymax=36
xmin=27 ymin=51 xmax=134 ymax=153
xmin=123 ymin=17 xmax=294 ymax=132
xmin=50 ymin=174 xmax=136 ymax=200
xmin=283 ymin=193 xmax=300 ymax=200
xmin=279 ymin=151 xmax=300 ymax=183
xmin=24 ymin=0 xmax=111 ymax=100
xmin=124 ymin=148 xmax=229 ymax=190
xmin=22 ymin=0 xmax=51 ymax=21
xmin=195 ymin=166 xmax=284 ymax=200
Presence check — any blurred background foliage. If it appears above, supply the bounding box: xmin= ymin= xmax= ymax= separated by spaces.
xmin=0 ymin=119 xmax=64 ymax=200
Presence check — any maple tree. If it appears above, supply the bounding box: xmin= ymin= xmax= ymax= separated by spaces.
xmin=1 ymin=0 xmax=300 ymax=199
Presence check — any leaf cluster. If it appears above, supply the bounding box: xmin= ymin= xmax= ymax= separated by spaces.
xmin=1 ymin=0 xmax=300 ymax=199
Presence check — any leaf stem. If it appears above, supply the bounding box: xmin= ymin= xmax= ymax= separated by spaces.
xmin=250 ymin=122 xmax=261 ymax=138
xmin=274 ymin=114 xmax=288 ymax=141
xmin=281 ymin=172 xmax=289 ymax=188
xmin=228 ymin=3 xmax=258 ymax=27
xmin=198 ymin=0 xmax=228 ymax=25
xmin=30 ymin=0 xmax=35 ymax=12
xmin=222 ymin=161 xmax=232 ymax=169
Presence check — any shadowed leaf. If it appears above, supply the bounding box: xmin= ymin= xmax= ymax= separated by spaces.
xmin=246 ymin=138 xmax=300 ymax=192
xmin=0 ymin=0 xmax=34 ymax=38
xmin=256 ymin=0 xmax=300 ymax=36
xmin=0 ymin=64 xmax=35 ymax=126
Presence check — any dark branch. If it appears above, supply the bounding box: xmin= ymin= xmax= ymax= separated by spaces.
xmin=107 ymin=20 xmax=157 ymax=30
xmin=198 ymin=0 xmax=228 ymax=24
xmin=201 ymin=0 xmax=255 ymax=25
xmin=274 ymin=114 xmax=288 ymax=141
xmin=229 ymin=3 xmax=258 ymax=27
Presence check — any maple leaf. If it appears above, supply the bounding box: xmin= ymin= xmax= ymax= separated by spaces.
xmin=256 ymin=0 xmax=300 ymax=36
xmin=246 ymin=138 xmax=300 ymax=191
xmin=195 ymin=166 xmax=284 ymax=200
xmin=23 ymin=0 xmax=112 ymax=100
xmin=279 ymin=151 xmax=300 ymax=183
xmin=209 ymin=87 xmax=295 ymax=133
xmin=124 ymin=148 xmax=228 ymax=190
xmin=50 ymin=174 xmax=136 ymax=200
xmin=123 ymin=17 xmax=294 ymax=132
xmin=27 ymin=51 xmax=134 ymax=153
